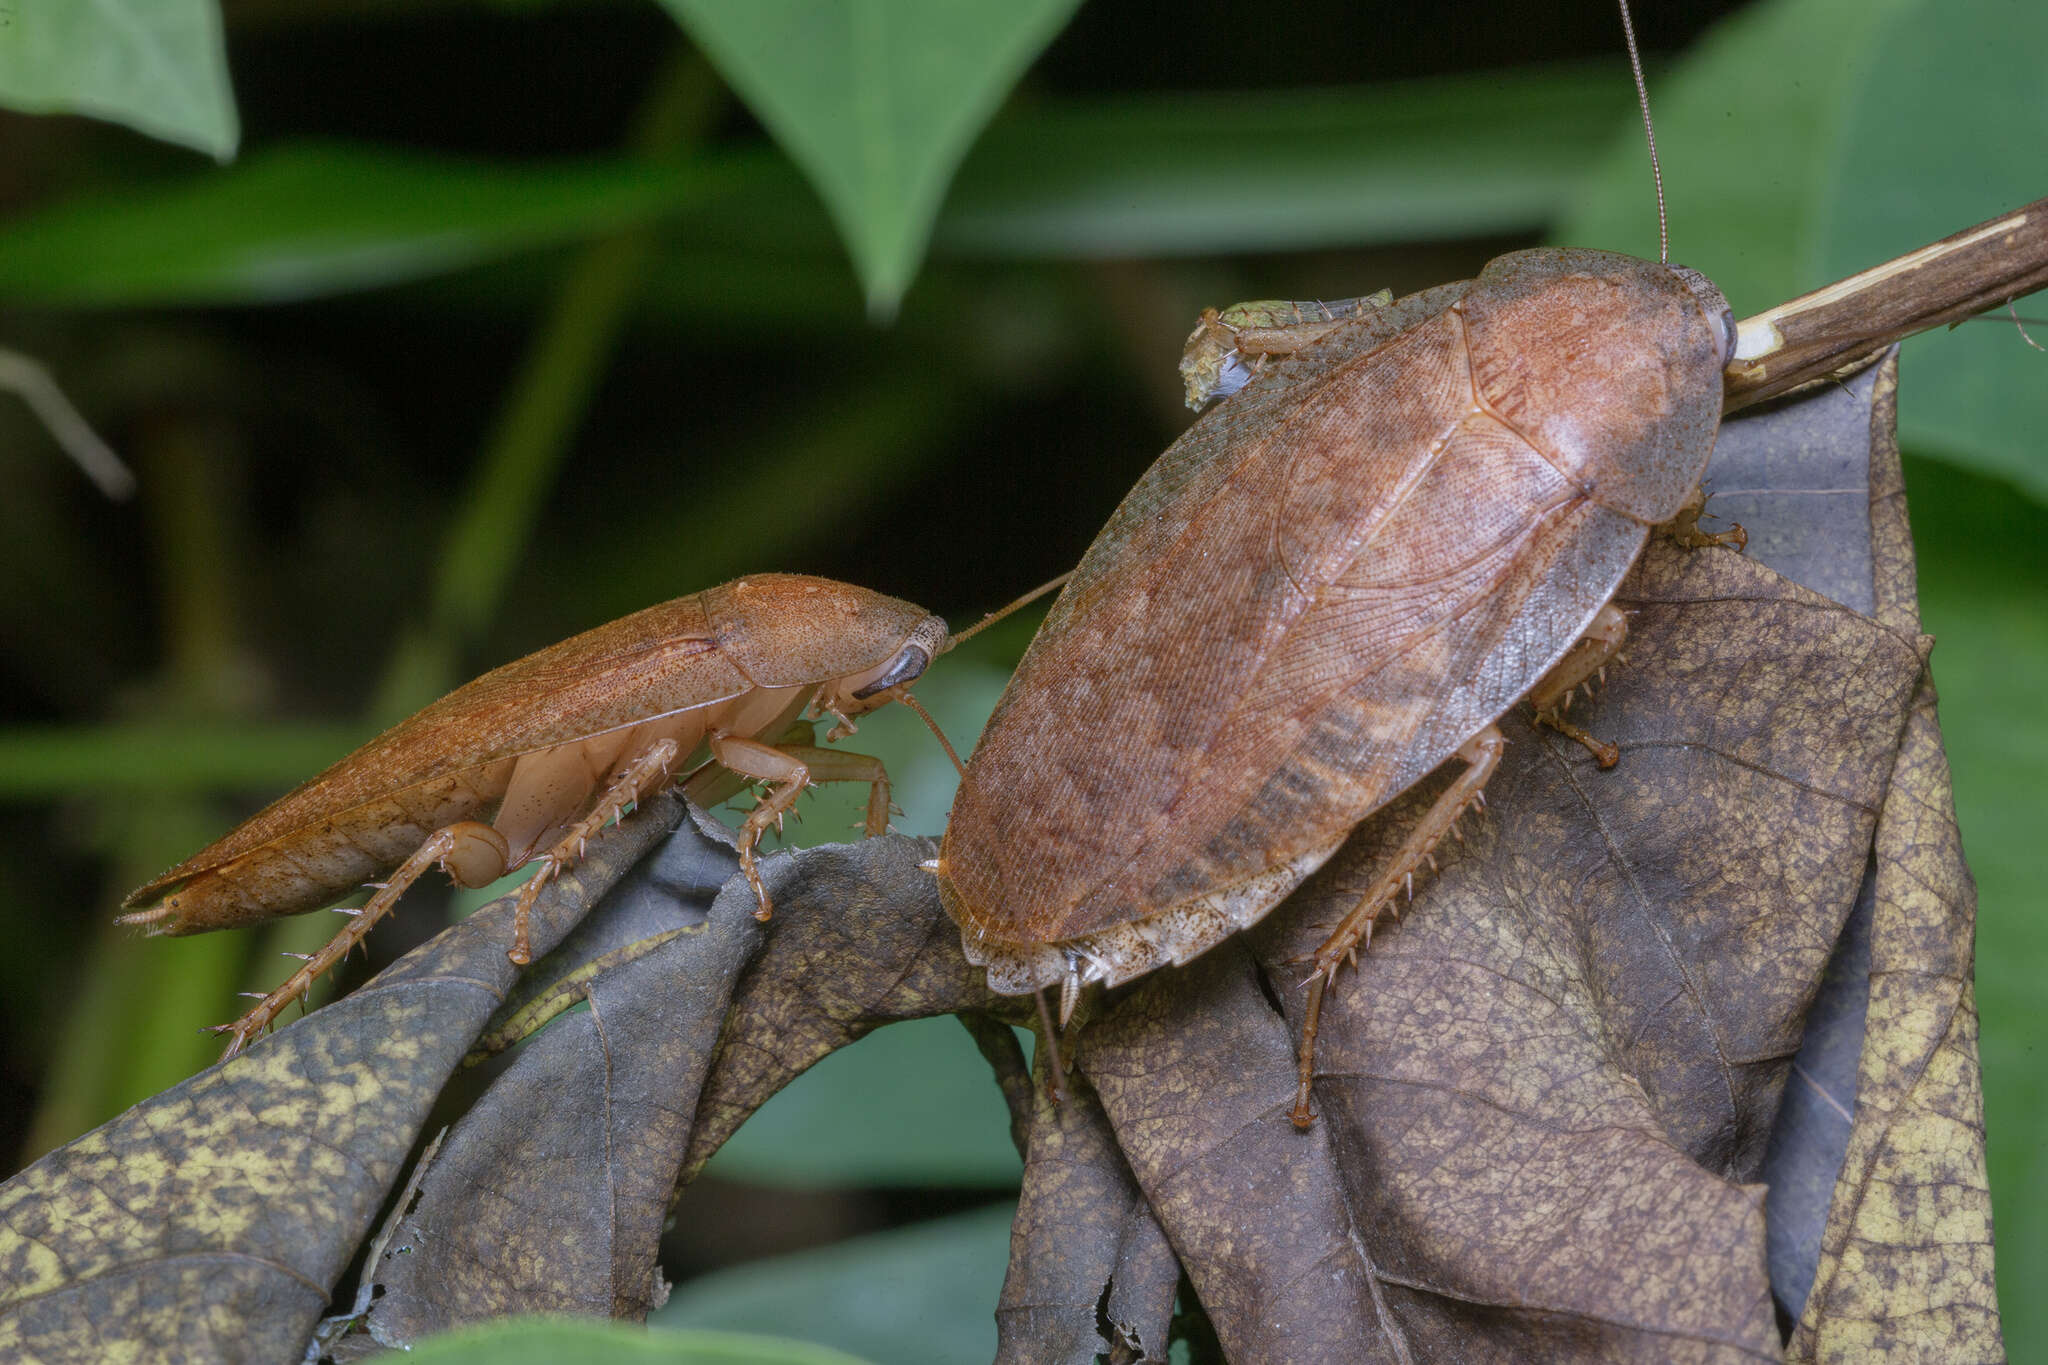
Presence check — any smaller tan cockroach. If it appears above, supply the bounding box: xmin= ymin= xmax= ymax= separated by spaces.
xmin=121 ymin=574 xmax=961 ymax=1059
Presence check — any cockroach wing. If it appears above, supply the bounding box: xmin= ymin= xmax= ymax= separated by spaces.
xmin=124 ymin=594 xmax=738 ymax=905
xmin=940 ymin=250 xmax=1726 ymax=993
xmin=125 ymin=576 xmax=932 ymax=907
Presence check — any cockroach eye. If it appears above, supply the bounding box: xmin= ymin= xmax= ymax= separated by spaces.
xmin=853 ymin=644 xmax=932 ymax=699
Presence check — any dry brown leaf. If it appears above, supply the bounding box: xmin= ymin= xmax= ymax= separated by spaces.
xmin=365 ymin=810 xmax=760 ymax=1343
xmin=1789 ymin=362 xmax=2001 ymax=1363
xmin=0 ymin=793 xmax=682 ymax=1363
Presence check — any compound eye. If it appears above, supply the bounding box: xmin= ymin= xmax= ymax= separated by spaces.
xmin=851 ymin=643 xmax=931 ymax=699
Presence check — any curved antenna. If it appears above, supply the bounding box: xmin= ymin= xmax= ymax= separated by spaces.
xmin=899 ymin=691 xmax=967 ymax=778
xmin=890 ymin=569 xmax=1077 ymax=780
xmin=1618 ymin=0 xmax=1669 ymax=263
xmin=944 ymin=570 xmax=1073 ymax=653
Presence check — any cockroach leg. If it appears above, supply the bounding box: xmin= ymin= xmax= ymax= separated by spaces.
xmin=772 ymin=745 xmax=893 ymax=837
xmin=215 ymin=819 xmax=508 ymax=1060
xmin=1535 ymin=712 xmax=1620 ymax=769
xmin=1290 ymin=726 xmax=1504 ymax=1130
xmin=707 ymin=731 xmax=894 ymax=920
xmin=1662 ymin=484 xmax=1748 ymax=552
xmin=506 ymin=739 xmax=679 ymax=966
xmin=1529 ymin=606 xmax=1628 ymax=768
xmin=1032 ymin=986 xmax=1068 ymax=1106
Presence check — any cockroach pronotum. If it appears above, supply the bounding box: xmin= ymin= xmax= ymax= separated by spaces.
xmin=931 ymin=7 xmax=1755 ymax=1127
xmin=122 ymin=573 xmax=984 ymax=1060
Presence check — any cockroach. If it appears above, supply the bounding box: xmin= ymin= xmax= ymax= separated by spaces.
xmin=933 ymin=8 xmax=1748 ymax=1127
xmin=1178 ymin=291 xmax=1393 ymax=411
xmin=122 ymin=574 xmax=962 ymax=1060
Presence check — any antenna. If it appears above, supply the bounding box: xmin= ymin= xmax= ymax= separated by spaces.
xmin=893 ymin=568 xmax=1074 ymax=780
xmin=944 ymin=570 xmax=1073 ymax=653
xmin=1617 ymin=0 xmax=1669 ymax=263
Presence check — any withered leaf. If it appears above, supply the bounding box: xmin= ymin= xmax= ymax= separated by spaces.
xmin=1789 ymin=361 xmax=2000 ymax=1361
xmin=0 ymin=793 xmax=685 ymax=1364
xmin=995 ymin=1068 xmax=1175 ymax=1365
xmin=364 ymin=811 xmax=761 ymax=1344
xmin=678 ymin=833 xmax=1007 ymax=1176
xmin=1223 ymin=529 xmax=1917 ymax=1361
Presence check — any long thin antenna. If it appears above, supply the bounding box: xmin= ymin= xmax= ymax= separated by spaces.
xmin=945 ymin=570 xmax=1073 ymax=653
xmin=900 ymin=692 xmax=967 ymax=777
xmin=1617 ymin=0 xmax=1669 ymax=263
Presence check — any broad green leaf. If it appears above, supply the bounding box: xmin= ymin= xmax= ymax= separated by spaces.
xmin=0 ymin=0 xmax=236 ymax=160
xmin=1821 ymin=0 xmax=2048 ymax=503
xmin=658 ymin=0 xmax=1083 ymax=318
xmin=407 ymin=1319 xmax=876 ymax=1365
xmin=0 ymin=143 xmax=733 ymax=306
xmin=0 ymin=69 xmax=1616 ymax=313
xmin=654 ymin=1205 xmax=1014 ymax=1365
xmin=0 ymin=721 xmax=356 ymax=794
xmin=938 ymin=67 xmax=1623 ymax=257
xmin=1557 ymin=0 xmax=2047 ymax=502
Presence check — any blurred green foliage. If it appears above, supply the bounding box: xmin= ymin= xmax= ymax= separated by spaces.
xmin=0 ymin=0 xmax=236 ymax=159
xmin=655 ymin=1204 xmax=1014 ymax=1364
xmin=403 ymin=1317 xmax=879 ymax=1364
xmin=0 ymin=0 xmax=2038 ymax=1360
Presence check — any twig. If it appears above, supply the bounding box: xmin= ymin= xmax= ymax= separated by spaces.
xmin=1725 ymin=196 xmax=2048 ymax=411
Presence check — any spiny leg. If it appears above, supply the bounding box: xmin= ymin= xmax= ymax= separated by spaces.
xmin=1033 ymin=986 xmax=1069 ymax=1107
xmin=774 ymin=744 xmax=894 ymax=837
xmin=1531 ymin=483 xmax=1745 ymax=768
xmin=506 ymin=738 xmax=679 ymax=965
xmin=707 ymin=731 xmax=894 ymax=919
xmin=215 ymin=820 xmax=509 ymax=1060
xmin=1528 ymin=604 xmax=1628 ymax=768
xmin=1662 ymin=484 xmax=1747 ymax=552
xmin=1291 ymin=726 xmax=1503 ymax=1129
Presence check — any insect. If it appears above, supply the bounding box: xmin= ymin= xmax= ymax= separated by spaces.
xmin=121 ymin=574 xmax=952 ymax=1059
xmin=1178 ymin=292 xmax=1393 ymax=411
xmin=932 ymin=10 xmax=1748 ymax=1128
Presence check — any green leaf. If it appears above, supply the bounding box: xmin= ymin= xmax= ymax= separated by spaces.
xmin=1821 ymin=0 xmax=2048 ymax=503
xmin=1556 ymin=0 xmax=2047 ymax=502
xmin=706 ymin=1016 xmax=1023 ymax=1187
xmin=0 ymin=66 xmax=1617 ymax=313
xmin=0 ymin=0 xmax=237 ymax=160
xmin=0 ymin=143 xmax=732 ymax=306
xmin=938 ymin=67 xmax=1624 ymax=257
xmin=0 ymin=721 xmax=357 ymax=795
xmin=653 ymin=1205 xmax=1014 ymax=1365
xmin=406 ymin=1319 xmax=877 ymax=1365
xmin=658 ymin=0 xmax=1083 ymax=318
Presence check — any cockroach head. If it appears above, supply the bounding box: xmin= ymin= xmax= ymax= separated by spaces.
xmin=1668 ymin=264 xmax=1738 ymax=365
xmin=836 ymin=613 xmax=949 ymax=711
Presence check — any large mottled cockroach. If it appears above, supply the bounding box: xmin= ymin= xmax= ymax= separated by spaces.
xmin=932 ymin=9 xmax=1762 ymax=1127
xmin=936 ymin=247 xmax=1742 ymax=1126
xmin=122 ymin=574 xmax=958 ymax=1059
